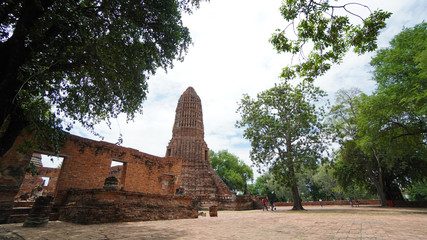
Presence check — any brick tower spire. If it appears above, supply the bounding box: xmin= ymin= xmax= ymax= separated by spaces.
xmin=166 ymin=87 xmax=231 ymax=196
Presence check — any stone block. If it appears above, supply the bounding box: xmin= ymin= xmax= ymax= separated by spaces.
xmin=209 ymin=205 xmax=218 ymax=217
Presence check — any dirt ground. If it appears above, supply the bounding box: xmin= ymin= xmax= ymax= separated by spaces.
xmin=1 ymin=205 xmax=426 ymax=239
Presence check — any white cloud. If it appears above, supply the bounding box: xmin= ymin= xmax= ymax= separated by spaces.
xmin=70 ymin=0 xmax=427 ymax=179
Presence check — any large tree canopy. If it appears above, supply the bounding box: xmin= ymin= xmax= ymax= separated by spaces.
xmin=365 ymin=22 xmax=427 ymax=142
xmin=270 ymin=0 xmax=391 ymax=81
xmin=0 ymin=0 xmax=203 ymax=156
xmin=330 ymin=22 xmax=427 ymax=206
xmin=236 ymin=81 xmax=327 ymax=210
xmin=210 ymin=149 xmax=253 ymax=193
xmin=357 ymin=22 xmax=427 ymax=202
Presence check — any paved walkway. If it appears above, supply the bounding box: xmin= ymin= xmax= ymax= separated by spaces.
xmin=1 ymin=206 xmax=426 ymax=239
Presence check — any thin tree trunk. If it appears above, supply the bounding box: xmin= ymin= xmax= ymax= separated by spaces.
xmin=284 ymin=136 xmax=304 ymax=210
xmin=288 ymin=162 xmax=304 ymax=210
xmin=371 ymin=148 xmax=388 ymax=206
xmin=366 ymin=158 xmax=388 ymax=206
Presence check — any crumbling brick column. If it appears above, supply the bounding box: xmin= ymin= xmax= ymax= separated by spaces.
xmin=209 ymin=205 xmax=218 ymax=217
xmin=103 ymin=176 xmax=119 ymax=190
xmin=23 ymin=196 xmax=53 ymax=227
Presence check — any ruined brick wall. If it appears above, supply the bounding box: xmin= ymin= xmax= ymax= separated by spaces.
xmin=218 ymin=195 xmax=255 ymax=210
xmin=54 ymin=134 xmax=183 ymax=205
xmin=1 ymin=131 xmax=187 ymax=223
xmin=166 ymin=87 xmax=231 ymax=197
xmin=196 ymin=194 xmax=255 ymax=210
xmin=15 ymin=167 xmax=60 ymax=200
xmin=59 ymin=189 xmax=197 ymax=224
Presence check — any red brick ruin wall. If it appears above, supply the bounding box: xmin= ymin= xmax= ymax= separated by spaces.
xmin=54 ymin=134 xmax=183 ymax=205
xmin=15 ymin=167 xmax=60 ymax=200
xmin=198 ymin=195 xmax=258 ymax=211
xmin=59 ymin=189 xmax=197 ymax=224
xmin=0 ymin=131 xmax=195 ymax=224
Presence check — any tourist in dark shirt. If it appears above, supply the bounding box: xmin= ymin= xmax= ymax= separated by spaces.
xmin=270 ymin=198 xmax=275 ymax=211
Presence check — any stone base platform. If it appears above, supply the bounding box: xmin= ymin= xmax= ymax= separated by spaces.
xmin=57 ymin=189 xmax=197 ymax=224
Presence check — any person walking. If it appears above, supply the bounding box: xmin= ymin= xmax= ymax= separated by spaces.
xmin=354 ymin=199 xmax=360 ymax=207
xmin=319 ymin=198 xmax=323 ymax=207
xmin=270 ymin=198 xmax=275 ymax=211
xmin=262 ymin=198 xmax=268 ymax=211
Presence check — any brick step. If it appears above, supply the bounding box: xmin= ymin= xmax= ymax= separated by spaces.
xmin=8 ymin=213 xmax=59 ymax=223
xmin=49 ymin=212 xmax=60 ymax=221
xmin=8 ymin=214 xmax=27 ymax=223
xmin=14 ymin=201 xmax=35 ymax=208
xmin=8 ymin=207 xmax=59 ymax=223
xmin=12 ymin=207 xmax=32 ymax=215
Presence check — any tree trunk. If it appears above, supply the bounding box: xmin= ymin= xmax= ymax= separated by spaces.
xmin=371 ymin=148 xmax=388 ymax=207
xmin=291 ymin=185 xmax=304 ymax=210
xmin=0 ymin=107 xmax=28 ymax=158
xmin=0 ymin=0 xmax=53 ymax=157
xmin=368 ymin=171 xmax=388 ymax=206
xmin=385 ymin=181 xmax=404 ymax=201
xmin=288 ymin=163 xmax=304 ymax=210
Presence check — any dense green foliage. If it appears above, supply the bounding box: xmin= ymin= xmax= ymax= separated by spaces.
xmin=270 ymin=0 xmax=391 ymax=81
xmin=405 ymin=181 xmax=427 ymax=201
xmin=236 ymin=81 xmax=327 ymax=209
xmin=248 ymin=174 xmax=270 ymax=196
xmin=210 ymin=150 xmax=253 ymax=193
xmin=0 ymin=0 xmax=203 ymax=156
xmin=330 ymin=23 xmax=427 ymax=205
xmin=249 ymin=165 xmax=377 ymax=202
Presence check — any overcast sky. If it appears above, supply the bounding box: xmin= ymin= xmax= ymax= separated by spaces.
xmin=61 ymin=0 xmax=426 ymax=178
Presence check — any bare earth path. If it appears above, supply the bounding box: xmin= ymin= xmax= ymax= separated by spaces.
xmin=1 ymin=206 xmax=426 ymax=239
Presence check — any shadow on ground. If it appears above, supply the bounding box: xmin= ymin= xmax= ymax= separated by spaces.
xmin=273 ymin=205 xmax=427 ymax=215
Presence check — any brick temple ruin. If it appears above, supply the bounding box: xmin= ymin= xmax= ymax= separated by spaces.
xmin=0 ymin=87 xmax=258 ymax=224
xmin=166 ymin=87 xmax=257 ymax=209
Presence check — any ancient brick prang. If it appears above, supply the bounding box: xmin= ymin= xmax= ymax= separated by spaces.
xmin=166 ymin=87 xmax=231 ymax=197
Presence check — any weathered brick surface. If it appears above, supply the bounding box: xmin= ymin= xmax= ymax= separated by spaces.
xmin=166 ymin=87 xmax=231 ymax=197
xmin=23 ymin=196 xmax=53 ymax=227
xmin=197 ymin=194 xmax=257 ymax=210
xmin=15 ymin=167 xmax=60 ymax=200
xmin=1 ymin=131 xmax=187 ymax=223
xmin=209 ymin=205 xmax=218 ymax=217
xmin=59 ymin=189 xmax=197 ymax=224
xmin=53 ymin=134 xmax=183 ymax=206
